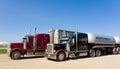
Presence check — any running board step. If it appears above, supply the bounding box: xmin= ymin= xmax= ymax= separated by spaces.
xmin=26 ymin=50 xmax=34 ymax=56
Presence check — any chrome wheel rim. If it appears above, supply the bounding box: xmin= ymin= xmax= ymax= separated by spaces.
xmin=58 ymin=53 xmax=64 ymax=61
xmin=14 ymin=53 xmax=20 ymax=59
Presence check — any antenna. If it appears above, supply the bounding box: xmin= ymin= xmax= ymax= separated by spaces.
xmin=35 ymin=28 xmax=37 ymax=36
xmin=29 ymin=30 xmax=31 ymax=35
xmin=34 ymin=28 xmax=37 ymax=51
xmin=63 ymin=30 xmax=66 ymax=36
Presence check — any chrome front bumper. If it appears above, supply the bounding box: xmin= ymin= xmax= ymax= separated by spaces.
xmin=46 ymin=54 xmax=57 ymax=60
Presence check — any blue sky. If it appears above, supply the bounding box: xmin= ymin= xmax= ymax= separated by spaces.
xmin=0 ymin=0 xmax=120 ymax=42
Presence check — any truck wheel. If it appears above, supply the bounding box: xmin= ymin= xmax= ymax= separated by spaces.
xmin=11 ymin=51 xmax=21 ymax=60
xmin=96 ymin=49 xmax=101 ymax=57
xmin=112 ymin=48 xmax=117 ymax=54
xmin=57 ymin=52 xmax=66 ymax=61
xmin=89 ymin=49 xmax=95 ymax=57
xmin=116 ymin=47 xmax=120 ymax=54
xmin=47 ymin=58 xmax=51 ymax=60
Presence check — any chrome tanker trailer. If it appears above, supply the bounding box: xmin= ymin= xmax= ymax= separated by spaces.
xmin=114 ymin=36 xmax=120 ymax=54
xmin=46 ymin=29 xmax=120 ymax=61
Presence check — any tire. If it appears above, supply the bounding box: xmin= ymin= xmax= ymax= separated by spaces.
xmin=112 ymin=48 xmax=117 ymax=54
xmin=89 ymin=49 xmax=95 ymax=57
xmin=57 ymin=52 xmax=66 ymax=61
xmin=11 ymin=51 xmax=21 ymax=60
xmin=116 ymin=47 xmax=120 ymax=54
xmin=47 ymin=58 xmax=51 ymax=60
xmin=96 ymin=49 xmax=101 ymax=57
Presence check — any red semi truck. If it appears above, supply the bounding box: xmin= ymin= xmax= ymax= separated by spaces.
xmin=7 ymin=34 xmax=50 ymax=59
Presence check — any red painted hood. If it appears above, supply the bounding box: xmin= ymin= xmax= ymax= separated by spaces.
xmin=10 ymin=42 xmax=24 ymax=49
xmin=11 ymin=42 xmax=23 ymax=45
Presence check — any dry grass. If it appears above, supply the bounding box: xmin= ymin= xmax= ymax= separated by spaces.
xmin=0 ymin=46 xmax=7 ymax=49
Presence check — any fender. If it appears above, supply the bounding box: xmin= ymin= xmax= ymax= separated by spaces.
xmin=54 ymin=50 xmax=61 ymax=54
xmin=10 ymin=48 xmax=25 ymax=55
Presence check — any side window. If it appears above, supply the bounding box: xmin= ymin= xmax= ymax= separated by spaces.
xmin=28 ymin=38 xmax=33 ymax=42
xmin=78 ymin=33 xmax=88 ymax=44
xmin=23 ymin=38 xmax=27 ymax=42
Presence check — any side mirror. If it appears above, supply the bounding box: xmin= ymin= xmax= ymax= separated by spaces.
xmin=71 ymin=38 xmax=75 ymax=45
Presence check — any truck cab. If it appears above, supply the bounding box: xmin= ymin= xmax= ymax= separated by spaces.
xmin=46 ymin=34 xmax=76 ymax=61
xmin=23 ymin=35 xmax=34 ymax=50
xmin=46 ymin=33 xmax=89 ymax=61
xmin=8 ymin=34 xmax=50 ymax=60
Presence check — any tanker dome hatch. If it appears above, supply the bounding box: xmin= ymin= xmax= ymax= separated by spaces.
xmin=86 ymin=33 xmax=115 ymax=44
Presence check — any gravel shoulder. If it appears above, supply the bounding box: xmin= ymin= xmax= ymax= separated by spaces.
xmin=0 ymin=54 xmax=120 ymax=69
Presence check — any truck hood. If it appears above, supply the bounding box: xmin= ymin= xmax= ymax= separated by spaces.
xmin=11 ymin=42 xmax=23 ymax=45
xmin=10 ymin=42 xmax=24 ymax=48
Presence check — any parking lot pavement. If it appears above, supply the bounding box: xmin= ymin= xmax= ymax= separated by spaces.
xmin=0 ymin=54 xmax=120 ymax=69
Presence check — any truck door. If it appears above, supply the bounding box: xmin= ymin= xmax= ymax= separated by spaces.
xmin=27 ymin=38 xmax=34 ymax=49
xmin=78 ymin=33 xmax=88 ymax=52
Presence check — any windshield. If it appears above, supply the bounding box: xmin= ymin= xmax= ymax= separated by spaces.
xmin=60 ymin=39 xmax=69 ymax=44
xmin=23 ymin=38 xmax=27 ymax=42
xmin=23 ymin=38 xmax=33 ymax=43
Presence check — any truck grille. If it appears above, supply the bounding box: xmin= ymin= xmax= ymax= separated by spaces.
xmin=47 ymin=44 xmax=54 ymax=54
